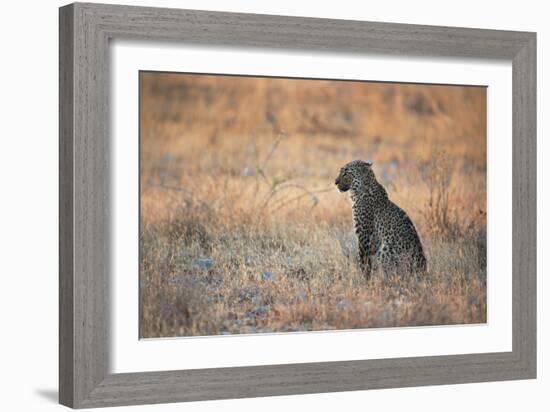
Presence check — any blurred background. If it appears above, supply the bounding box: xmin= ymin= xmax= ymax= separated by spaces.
xmin=139 ymin=72 xmax=487 ymax=338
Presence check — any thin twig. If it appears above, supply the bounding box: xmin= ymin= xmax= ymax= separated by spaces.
xmin=259 ymin=182 xmax=310 ymax=211
xmin=270 ymin=187 xmax=334 ymax=214
xmin=263 ymin=131 xmax=286 ymax=166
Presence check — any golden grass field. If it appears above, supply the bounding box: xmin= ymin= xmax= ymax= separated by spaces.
xmin=139 ymin=72 xmax=487 ymax=338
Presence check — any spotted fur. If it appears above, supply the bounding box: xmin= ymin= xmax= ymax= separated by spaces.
xmin=335 ymin=160 xmax=427 ymax=280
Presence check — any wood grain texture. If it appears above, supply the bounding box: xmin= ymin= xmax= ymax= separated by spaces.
xmin=59 ymin=4 xmax=74 ymax=406
xmin=60 ymin=3 xmax=110 ymax=406
xmin=512 ymin=34 xmax=537 ymax=374
xmin=59 ymin=2 xmax=537 ymax=408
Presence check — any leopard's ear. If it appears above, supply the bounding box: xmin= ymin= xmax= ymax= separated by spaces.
xmin=365 ymin=160 xmax=373 ymax=166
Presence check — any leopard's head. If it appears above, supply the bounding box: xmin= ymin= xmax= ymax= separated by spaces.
xmin=335 ymin=160 xmax=374 ymax=192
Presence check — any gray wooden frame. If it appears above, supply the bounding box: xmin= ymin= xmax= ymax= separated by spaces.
xmin=59 ymin=2 xmax=536 ymax=408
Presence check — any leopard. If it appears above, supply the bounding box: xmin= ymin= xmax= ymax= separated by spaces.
xmin=335 ymin=159 xmax=427 ymax=280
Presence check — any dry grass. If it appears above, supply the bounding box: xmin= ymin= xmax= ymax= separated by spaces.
xmin=139 ymin=73 xmax=487 ymax=338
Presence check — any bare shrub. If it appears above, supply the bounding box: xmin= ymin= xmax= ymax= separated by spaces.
xmin=419 ymin=149 xmax=462 ymax=240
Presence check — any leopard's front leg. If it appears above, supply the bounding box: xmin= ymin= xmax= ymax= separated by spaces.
xmin=358 ymin=233 xmax=377 ymax=281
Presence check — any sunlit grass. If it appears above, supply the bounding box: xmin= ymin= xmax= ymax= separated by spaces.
xmin=139 ymin=73 xmax=487 ymax=337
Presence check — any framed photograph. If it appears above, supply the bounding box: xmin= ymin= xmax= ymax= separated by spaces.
xmin=59 ymin=2 xmax=536 ymax=408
